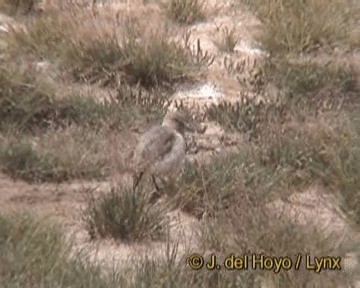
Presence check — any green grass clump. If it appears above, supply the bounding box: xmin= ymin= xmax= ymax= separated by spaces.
xmin=83 ymin=187 xmax=168 ymax=241
xmin=0 ymin=213 xmax=121 ymax=287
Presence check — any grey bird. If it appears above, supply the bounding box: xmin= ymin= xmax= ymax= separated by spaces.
xmin=132 ymin=110 xmax=204 ymax=194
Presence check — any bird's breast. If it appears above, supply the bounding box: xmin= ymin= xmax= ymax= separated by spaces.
xmin=150 ymin=132 xmax=186 ymax=175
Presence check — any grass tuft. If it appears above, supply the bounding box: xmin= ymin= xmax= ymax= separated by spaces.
xmin=214 ymin=26 xmax=239 ymax=53
xmin=207 ymin=59 xmax=354 ymax=137
xmin=164 ymin=0 xmax=206 ymax=25
xmin=0 ymin=63 xmax=167 ymax=132
xmin=0 ymin=127 xmax=109 ymax=183
xmin=66 ymin=21 xmax=200 ymax=88
xmin=239 ymin=0 xmax=360 ymax=53
xmin=0 ymin=213 xmax=121 ymax=287
xmin=165 ymin=155 xmax=241 ymax=219
xmin=4 ymin=11 xmax=201 ymax=89
xmin=83 ymin=186 xmax=168 ymax=241
xmin=0 ymin=137 xmax=64 ymax=182
xmin=0 ymin=0 xmax=37 ymax=16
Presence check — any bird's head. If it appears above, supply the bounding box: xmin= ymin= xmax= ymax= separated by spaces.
xmin=162 ymin=109 xmax=207 ymax=135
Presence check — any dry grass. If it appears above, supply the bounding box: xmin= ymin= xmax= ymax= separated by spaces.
xmin=0 ymin=137 xmax=63 ymax=182
xmin=0 ymin=64 xmax=56 ymax=132
xmin=0 ymin=62 xmax=167 ymax=182
xmin=0 ymin=1 xmax=359 ymax=287
xmin=169 ymin=109 xmax=359 ymax=224
xmin=205 ymin=58 xmax=359 ymax=224
xmin=1 ymin=210 xmax=357 ymax=287
xmin=64 ymin=19 xmax=201 ymax=88
xmin=0 ymin=0 xmax=37 ymax=16
xmin=239 ymin=0 xmax=360 ymax=53
xmin=112 ymin=212 xmax=357 ymax=288
xmin=207 ymin=59 xmax=354 ymax=137
xmin=0 ymin=213 xmax=121 ymax=287
xmin=214 ymin=26 xmax=239 ymax=53
xmin=164 ymin=0 xmax=206 ymax=25
xmin=164 ymin=155 xmax=240 ymax=219
xmin=0 ymin=127 xmax=108 ymax=182
xmin=83 ymin=185 xmax=168 ymax=241
xmin=197 ymin=201 xmax=357 ymax=287
xmin=4 ymin=7 xmax=202 ymax=89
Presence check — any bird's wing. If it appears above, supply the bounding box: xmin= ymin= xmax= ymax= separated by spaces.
xmin=136 ymin=126 xmax=177 ymax=168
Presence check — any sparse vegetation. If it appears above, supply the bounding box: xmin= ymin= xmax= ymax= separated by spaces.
xmin=64 ymin=22 xmax=201 ymax=88
xmin=0 ymin=64 xmax=167 ymax=132
xmin=0 ymin=213 xmax=121 ymax=287
xmin=239 ymin=0 xmax=360 ymax=53
xmin=167 ymin=156 xmax=240 ymax=219
xmin=120 ymin=252 xmax=254 ymax=287
xmin=165 ymin=0 xmax=205 ymax=25
xmin=197 ymin=201 xmax=357 ymax=287
xmin=0 ymin=210 xmax=357 ymax=287
xmin=4 ymin=11 xmax=202 ymax=89
xmin=0 ymin=65 xmax=56 ymax=131
xmin=247 ymin=113 xmax=360 ymax=213
xmin=172 ymin=106 xmax=359 ymax=224
xmin=0 ymin=63 xmax=167 ymax=183
xmin=0 ymin=0 xmax=37 ymax=16
xmin=206 ymin=99 xmax=285 ymax=140
xmin=0 ymin=0 xmax=359 ymax=287
xmin=0 ymin=137 xmax=63 ymax=182
xmin=0 ymin=128 xmax=108 ymax=182
xmin=205 ymin=57 xmax=359 ymax=223
xmin=214 ymin=26 xmax=239 ymax=53
xmin=0 ymin=61 xmax=168 ymax=182
xmin=83 ymin=186 xmax=168 ymax=241
xmin=4 ymin=12 xmax=73 ymax=58
xmin=207 ymin=59 xmax=354 ymax=136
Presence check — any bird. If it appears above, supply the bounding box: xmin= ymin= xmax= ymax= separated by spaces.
xmin=132 ymin=109 xmax=204 ymax=196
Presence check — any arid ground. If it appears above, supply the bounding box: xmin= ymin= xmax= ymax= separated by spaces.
xmin=0 ymin=0 xmax=359 ymax=287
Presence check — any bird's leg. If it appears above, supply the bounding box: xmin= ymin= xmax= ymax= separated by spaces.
xmin=133 ymin=171 xmax=144 ymax=191
xmin=152 ymin=175 xmax=161 ymax=191
xmin=150 ymin=175 xmax=162 ymax=204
